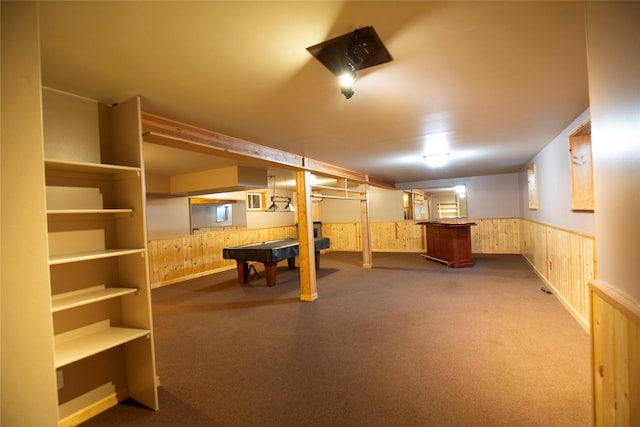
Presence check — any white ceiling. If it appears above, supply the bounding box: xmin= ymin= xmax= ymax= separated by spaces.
xmin=38 ymin=1 xmax=589 ymax=185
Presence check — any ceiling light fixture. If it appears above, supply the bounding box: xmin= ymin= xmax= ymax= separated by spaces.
xmin=339 ymin=65 xmax=356 ymax=99
xmin=307 ymin=26 xmax=392 ymax=100
xmin=266 ymin=175 xmax=296 ymax=212
xmin=423 ymin=153 xmax=450 ymax=168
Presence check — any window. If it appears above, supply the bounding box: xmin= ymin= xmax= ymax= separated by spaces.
xmin=216 ymin=205 xmax=229 ymax=222
xmin=247 ymin=192 xmax=263 ymax=211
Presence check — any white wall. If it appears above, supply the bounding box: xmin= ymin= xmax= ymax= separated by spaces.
xmin=146 ymin=197 xmax=191 ymax=239
xmin=232 ymin=202 xmax=248 ymax=227
xmin=319 ymin=186 xmax=404 ymax=223
xmin=518 ymin=109 xmax=594 ymax=235
xmin=246 ymin=209 xmax=296 ymax=228
xmin=586 ymin=2 xmax=640 ymax=303
xmin=397 ymin=173 xmax=520 ymax=219
xmin=369 ymin=187 xmax=405 ymax=221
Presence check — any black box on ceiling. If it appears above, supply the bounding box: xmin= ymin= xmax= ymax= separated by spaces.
xmin=306 ymin=26 xmax=393 ymax=76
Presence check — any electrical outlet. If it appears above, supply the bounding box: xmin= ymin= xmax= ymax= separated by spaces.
xmin=56 ymin=369 xmax=64 ymax=390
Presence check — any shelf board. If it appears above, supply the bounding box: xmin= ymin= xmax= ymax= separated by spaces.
xmin=54 ymin=321 xmax=150 ymax=368
xmin=44 ymin=158 xmax=140 ymax=175
xmin=52 ymin=285 xmax=137 ymax=312
xmin=47 ymin=208 xmax=133 ymax=215
xmin=49 ymin=248 xmax=145 ymax=265
xmin=311 ymin=183 xmax=365 ymax=194
xmin=311 ymin=193 xmax=365 ymax=201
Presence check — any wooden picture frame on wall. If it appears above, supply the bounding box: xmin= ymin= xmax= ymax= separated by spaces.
xmin=527 ymin=163 xmax=538 ymax=210
xmin=569 ymin=121 xmax=594 ymax=211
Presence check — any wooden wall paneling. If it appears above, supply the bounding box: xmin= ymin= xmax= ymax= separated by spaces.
xmin=547 ymin=227 xmax=569 ymax=301
xmin=470 ymin=218 xmax=487 ymax=252
xmin=521 ymin=220 xmax=548 ymax=277
xmin=471 ymin=218 xmax=520 ymax=254
xmin=182 ymin=234 xmax=203 ymax=277
xmin=520 ymin=219 xmax=594 ymax=330
xmin=590 ymin=284 xmax=640 ymax=426
xmin=571 ymin=234 xmax=585 ymax=319
xmin=147 ymin=225 xmax=297 ymax=287
xmin=151 ymin=237 xmax=178 ymax=284
xmin=573 ymin=233 xmax=595 ymax=322
xmin=613 ymin=309 xmax=630 ymax=425
xmin=200 ymin=233 xmax=216 ymax=271
xmin=321 ymin=223 xmax=361 ymax=252
xmin=166 ymin=237 xmax=186 ymax=282
xmin=499 ymin=218 xmax=521 ymax=253
xmin=448 ymin=218 xmax=519 ymax=254
xmin=149 ymin=239 xmax=173 ymax=285
xmin=631 ymin=318 xmax=640 ymax=424
xmin=591 ymin=291 xmax=616 ymax=426
xmin=545 ymin=226 xmax=594 ymax=328
xmin=371 ymin=221 xmax=424 ymax=252
xmin=401 ymin=220 xmax=426 ymax=251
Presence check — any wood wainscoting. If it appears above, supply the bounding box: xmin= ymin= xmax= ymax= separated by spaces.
xmin=320 ymin=221 xmax=425 ymax=253
xmin=590 ymin=280 xmax=640 ymax=426
xmin=520 ymin=219 xmax=596 ymax=331
xmin=148 ymin=219 xmax=521 ymax=287
xmin=148 ymin=225 xmax=297 ymax=287
xmin=322 ymin=218 xmax=521 ymax=254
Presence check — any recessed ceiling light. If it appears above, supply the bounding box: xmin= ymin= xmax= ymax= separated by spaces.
xmin=423 ymin=153 xmax=450 ymax=168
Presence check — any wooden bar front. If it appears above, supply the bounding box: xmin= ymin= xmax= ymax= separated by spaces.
xmin=417 ymin=221 xmax=477 ymax=268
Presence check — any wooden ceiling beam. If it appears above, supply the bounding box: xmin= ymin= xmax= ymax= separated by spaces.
xmin=141 ymin=112 xmax=395 ymax=188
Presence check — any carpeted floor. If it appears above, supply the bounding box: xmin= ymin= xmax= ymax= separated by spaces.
xmin=83 ymin=252 xmax=593 ymax=426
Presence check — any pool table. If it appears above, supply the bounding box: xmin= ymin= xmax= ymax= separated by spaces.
xmin=222 ymin=237 xmax=331 ymax=286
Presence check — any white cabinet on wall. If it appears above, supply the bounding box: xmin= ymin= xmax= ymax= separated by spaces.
xmin=43 ymin=88 xmax=158 ymax=425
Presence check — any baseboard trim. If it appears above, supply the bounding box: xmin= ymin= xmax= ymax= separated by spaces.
xmin=58 ymin=393 xmax=117 ymax=427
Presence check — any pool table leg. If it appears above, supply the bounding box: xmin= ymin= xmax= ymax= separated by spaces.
xmin=236 ymin=260 xmax=248 ymax=284
xmin=264 ymin=262 xmax=278 ymax=286
xmin=287 ymin=257 xmax=295 ymax=269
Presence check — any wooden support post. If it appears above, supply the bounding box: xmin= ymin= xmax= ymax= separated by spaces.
xmin=295 ymin=170 xmax=318 ymax=301
xmin=360 ymin=182 xmax=373 ymax=268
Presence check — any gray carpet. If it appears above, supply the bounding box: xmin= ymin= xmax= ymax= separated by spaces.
xmin=83 ymin=252 xmax=593 ymax=426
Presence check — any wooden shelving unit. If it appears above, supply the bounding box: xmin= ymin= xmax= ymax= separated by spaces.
xmin=54 ymin=321 xmax=150 ymax=368
xmin=311 ymin=177 xmax=366 ymax=201
xmin=51 ymin=286 xmax=138 ymax=312
xmin=437 ymin=202 xmax=460 ymax=218
xmin=48 ymin=249 xmax=146 ymax=265
xmin=48 ymin=208 xmax=134 ymax=215
xmin=42 ymin=88 xmax=158 ymax=425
